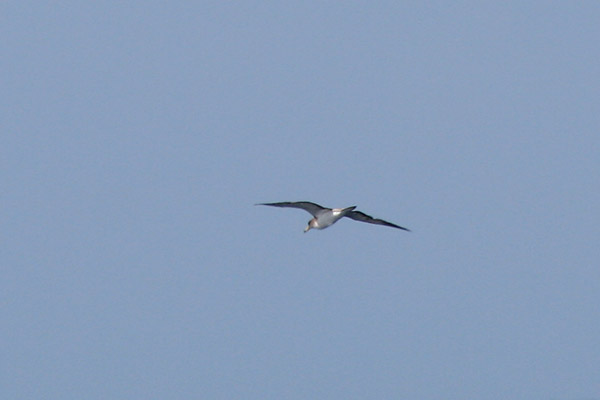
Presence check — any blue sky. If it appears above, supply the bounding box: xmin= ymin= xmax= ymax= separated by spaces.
xmin=3 ymin=2 xmax=599 ymax=399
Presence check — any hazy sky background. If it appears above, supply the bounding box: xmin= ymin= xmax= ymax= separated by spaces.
xmin=3 ymin=2 xmax=599 ymax=399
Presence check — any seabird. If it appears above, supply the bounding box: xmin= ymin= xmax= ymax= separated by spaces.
xmin=256 ymin=201 xmax=410 ymax=233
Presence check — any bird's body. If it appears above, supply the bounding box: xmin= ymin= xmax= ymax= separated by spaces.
xmin=307 ymin=205 xmax=356 ymax=230
xmin=256 ymin=201 xmax=410 ymax=233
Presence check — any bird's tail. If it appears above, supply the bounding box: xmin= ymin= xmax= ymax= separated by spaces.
xmin=342 ymin=206 xmax=357 ymax=214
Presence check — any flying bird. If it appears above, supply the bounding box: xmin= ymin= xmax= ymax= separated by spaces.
xmin=256 ymin=201 xmax=410 ymax=233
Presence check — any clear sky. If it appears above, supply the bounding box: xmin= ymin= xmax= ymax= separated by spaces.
xmin=3 ymin=2 xmax=599 ymax=399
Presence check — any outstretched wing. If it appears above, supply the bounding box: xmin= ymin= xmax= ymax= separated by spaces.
xmin=255 ymin=201 xmax=328 ymax=217
xmin=346 ymin=210 xmax=410 ymax=231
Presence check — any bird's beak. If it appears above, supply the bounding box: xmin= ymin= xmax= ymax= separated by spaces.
xmin=304 ymin=225 xmax=311 ymax=233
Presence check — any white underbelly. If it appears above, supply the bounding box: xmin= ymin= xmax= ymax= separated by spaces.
xmin=315 ymin=213 xmax=343 ymax=229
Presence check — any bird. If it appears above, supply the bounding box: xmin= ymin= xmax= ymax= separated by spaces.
xmin=255 ymin=201 xmax=410 ymax=233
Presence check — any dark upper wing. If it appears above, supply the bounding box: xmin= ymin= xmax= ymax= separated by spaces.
xmin=255 ymin=201 xmax=328 ymax=217
xmin=346 ymin=210 xmax=410 ymax=231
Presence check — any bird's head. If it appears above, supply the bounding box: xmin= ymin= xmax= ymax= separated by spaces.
xmin=304 ymin=218 xmax=316 ymax=233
